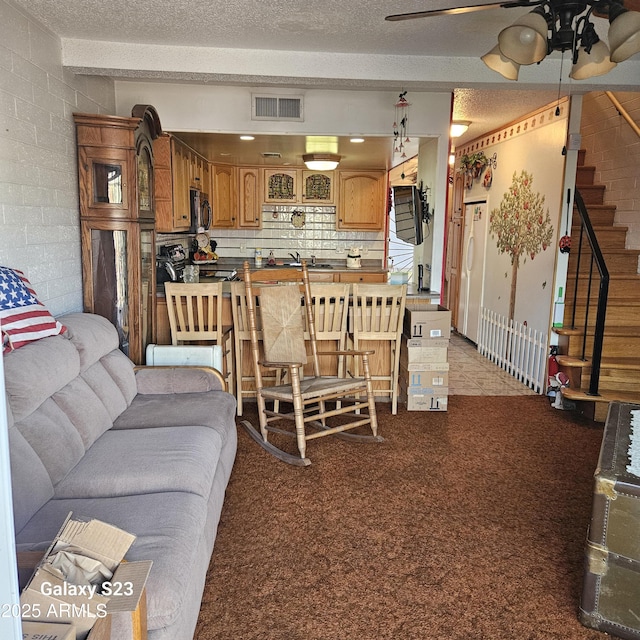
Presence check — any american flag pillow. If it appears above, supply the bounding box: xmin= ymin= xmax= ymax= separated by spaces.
xmin=0 ymin=266 xmax=66 ymax=354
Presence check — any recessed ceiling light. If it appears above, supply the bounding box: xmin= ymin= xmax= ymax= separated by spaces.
xmin=240 ymin=135 xmax=255 ymax=141
xmin=219 ymin=152 xmax=231 ymax=156
xmin=350 ymin=137 xmax=365 ymax=143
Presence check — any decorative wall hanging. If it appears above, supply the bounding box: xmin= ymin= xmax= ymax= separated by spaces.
xmin=291 ymin=210 xmax=306 ymax=229
xmin=489 ymin=170 xmax=554 ymax=321
xmin=393 ymin=91 xmax=411 ymax=159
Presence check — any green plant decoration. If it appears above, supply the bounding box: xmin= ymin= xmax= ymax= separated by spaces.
xmin=458 ymin=151 xmax=488 ymax=177
xmin=489 ymin=170 xmax=554 ymax=320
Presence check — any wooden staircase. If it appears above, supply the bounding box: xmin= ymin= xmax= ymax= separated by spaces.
xmin=554 ymin=149 xmax=640 ymax=422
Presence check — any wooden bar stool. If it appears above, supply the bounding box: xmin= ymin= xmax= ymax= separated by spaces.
xmin=164 ymin=282 xmax=234 ymax=396
xmin=350 ymin=283 xmax=407 ymax=414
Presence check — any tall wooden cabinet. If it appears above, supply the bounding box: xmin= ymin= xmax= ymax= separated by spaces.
xmin=74 ymin=105 xmax=163 ymax=365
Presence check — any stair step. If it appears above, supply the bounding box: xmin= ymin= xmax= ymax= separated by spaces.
xmin=570 ymin=225 xmax=629 ymax=249
xmin=568 ymin=248 xmax=640 ymax=274
xmin=578 ymin=149 xmax=586 ymax=165
xmin=577 ymin=184 xmax=606 ymax=205
xmin=576 ymin=165 xmax=595 ymax=186
xmin=558 ymin=355 xmax=640 ymax=371
xmin=567 ymin=273 xmax=640 ymax=298
xmin=562 ymin=387 xmax=640 ymax=405
xmin=572 ymin=204 xmax=616 ymax=226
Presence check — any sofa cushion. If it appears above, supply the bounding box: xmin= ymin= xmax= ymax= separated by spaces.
xmin=54 ymin=426 xmax=222 ymax=500
xmin=15 ymin=492 xmax=211 ymax=633
xmin=4 ymin=334 xmax=79 ymax=421
xmin=61 ymin=312 xmax=119 ymax=370
xmin=15 ymin=398 xmax=86 ymax=486
xmin=9 ymin=426 xmax=55 ymax=533
xmin=52 ymin=377 xmax=115 ymax=450
xmin=113 ymin=391 xmax=236 ymax=447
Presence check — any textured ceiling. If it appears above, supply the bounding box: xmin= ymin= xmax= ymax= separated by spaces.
xmin=9 ymin=0 xmax=640 ymax=153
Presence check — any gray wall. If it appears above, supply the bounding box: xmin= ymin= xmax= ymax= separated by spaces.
xmin=0 ymin=0 xmax=115 ymax=316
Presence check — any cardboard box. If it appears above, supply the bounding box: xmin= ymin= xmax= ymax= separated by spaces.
xmin=21 ymin=620 xmax=76 ymax=640
xmin=401 ymin=338 xmax=449 ymax=365
xmin=400 ymin=342 xmax=450 ymax=371
xmin=404 ymin=304 xmax=451 ymax=340
xmin=400 ymin=366 xmax=449 ymax=389
xmin=20 ymin=514 xmax=152 ymax=640
xmin=400 ymin=382 xmax=449 ymax=411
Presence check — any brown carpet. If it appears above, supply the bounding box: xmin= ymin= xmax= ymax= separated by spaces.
xmin=195 ymin=396 xmax=609 ymax=640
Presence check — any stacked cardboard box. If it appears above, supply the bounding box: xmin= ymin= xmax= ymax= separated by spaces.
xmin=399 ymin=303 xmax=451 ymax=411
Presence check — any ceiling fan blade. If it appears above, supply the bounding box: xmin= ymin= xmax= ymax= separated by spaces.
xmin=385 ymin=1 xmax=541 ymax=22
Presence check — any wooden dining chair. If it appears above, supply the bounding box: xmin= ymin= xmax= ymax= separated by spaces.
xmin=308 ymin=282 xmax=351 ymax=379
xmin=230 ymin=280 xmax=284 ymax=416
xmin=164 ymin=281 xmax=234 ymax=395
xmin=350 ymin=283 xmax=407 ymax=415
xmin=240 ymin=260 xmax=381 ymax=466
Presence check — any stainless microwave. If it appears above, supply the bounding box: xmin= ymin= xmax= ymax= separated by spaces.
xmin=190 ymin=188 xmax=212 ymax=232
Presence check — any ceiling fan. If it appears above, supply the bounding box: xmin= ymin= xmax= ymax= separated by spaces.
xmin=386 ymin=0 xmax=640 ymax=80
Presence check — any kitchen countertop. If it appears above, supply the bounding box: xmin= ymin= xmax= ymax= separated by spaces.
xmin=193 ymin=257 xmax=386 ymax=274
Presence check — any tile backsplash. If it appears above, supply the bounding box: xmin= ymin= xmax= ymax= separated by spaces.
xmin=158 ymin=204 xmax=386 ymax=264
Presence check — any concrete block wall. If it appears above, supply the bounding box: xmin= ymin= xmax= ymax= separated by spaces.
xmin=0 ymin=0 xmax=115 ymax=316
xmin=580 ymin=91 xmax=640 ymax=255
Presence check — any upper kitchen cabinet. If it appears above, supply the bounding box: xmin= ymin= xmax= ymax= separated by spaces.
xmin=237 ymin=167 xmax=262 ymax=228
xmin=301 ymin=170 xmax=334 ymax=204
xmin=154 ymin=134 xmax=209 ymax=233
xmin=337 ymin=171 xmax=386 ymax=231
xmin=264 ymin=169 xmax=298 ymax=203
xmin=211 ymin=164 xmax=237 ymax=228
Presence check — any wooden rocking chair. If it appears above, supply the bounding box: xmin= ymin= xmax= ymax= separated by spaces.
xmin=239 ymin=260 xmax=382 ymax=466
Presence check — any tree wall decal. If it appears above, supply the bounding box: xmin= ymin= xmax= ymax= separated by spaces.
xmin=489 ymin=170 xmax=554 ymax=321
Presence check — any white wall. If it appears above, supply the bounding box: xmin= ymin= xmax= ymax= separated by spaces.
xmin=0 ymin=0 xmax=115 ymax=317
xmin=458 ymin=100 xmax=569 ymax=334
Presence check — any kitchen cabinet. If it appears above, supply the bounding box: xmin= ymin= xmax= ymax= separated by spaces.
xmin=264 ymin=169 xmax=298 ymax=203
xmin=154 ymin=134 xmax=208 ymax=232
xmin=211 ymin=164 xmax=237 ymax=228
xmin=237 ymin=167 xmax=262 ymax=228
xmin=74 ymin=105 xmax=162 ymax=364
xmin=301 ymin=170 xmax=335 ymax=204
xmin=337 ymin=271 xmax=386 ymax=283
xmin=337 ymin=171 xmax=386 ymax=231
xmin=263 ymin=168 xmax=335 ymax=205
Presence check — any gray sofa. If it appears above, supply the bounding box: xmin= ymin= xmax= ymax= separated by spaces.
xmin=5 ymin=312 xmax=237 ymax=640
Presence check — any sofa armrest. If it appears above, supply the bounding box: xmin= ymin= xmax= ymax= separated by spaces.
xmin=134 ymin=366 xmax=225 ymax=394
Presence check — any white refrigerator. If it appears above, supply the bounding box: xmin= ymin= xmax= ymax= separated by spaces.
xmin=457 ymin=201 xmax=488 ymax=344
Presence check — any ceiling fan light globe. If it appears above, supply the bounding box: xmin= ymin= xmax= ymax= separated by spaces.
xmin=570 ymin=40 xmax=617 ymax=79
xmin=608 ymin=10 xmax=640 ymax=62
xmin=498 ymin=11 xmax=549 ymax=65
xmin=481 ymin=45 xmax=520 ymax=80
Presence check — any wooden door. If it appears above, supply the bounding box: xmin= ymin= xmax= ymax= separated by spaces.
xmin=447 ymin=173 xmax=465 ymax=329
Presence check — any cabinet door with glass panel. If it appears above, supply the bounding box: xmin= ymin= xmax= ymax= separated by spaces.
xmin=74 ymin=106 xmax=162 ymax=364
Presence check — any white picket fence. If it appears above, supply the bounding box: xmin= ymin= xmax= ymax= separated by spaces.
xmin=477 ymin=307 xmax=547 ymax=394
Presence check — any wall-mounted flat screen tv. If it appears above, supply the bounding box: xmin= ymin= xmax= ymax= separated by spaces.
xmin=392 ymin=185 xmax=423 ymax=246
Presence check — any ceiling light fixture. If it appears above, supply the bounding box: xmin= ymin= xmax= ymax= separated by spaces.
xmin=239 ymin=135 xmax=255 ymax=141
xmin=450 ymin=121 xmax=471 ymax=138
xmin=481 ymin=0 xmax=640 ymax=81
xmin=303 ymin=153 xmax=341 ymax=171
xmin=350 ymin=137 xmax=365 ymax=143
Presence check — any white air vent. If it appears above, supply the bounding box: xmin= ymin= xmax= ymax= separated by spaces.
xmin=252 ymin=94 xmax=304 ymax=121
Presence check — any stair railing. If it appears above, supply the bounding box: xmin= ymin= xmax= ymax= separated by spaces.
xmin=569 ymin=188 xmax=609 ymax=396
